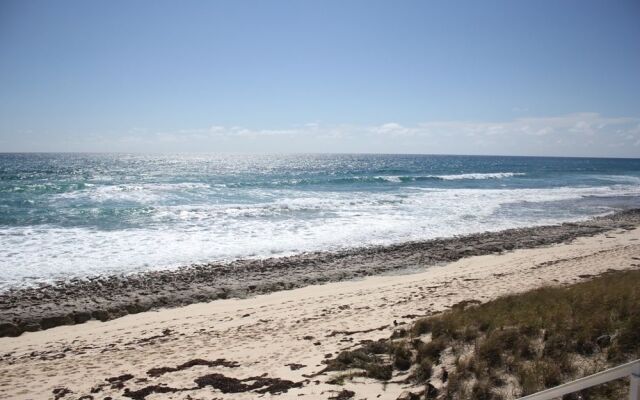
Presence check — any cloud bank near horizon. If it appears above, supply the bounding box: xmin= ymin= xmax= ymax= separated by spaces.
xmin=3 ymin=113 xmax=640 ymax=157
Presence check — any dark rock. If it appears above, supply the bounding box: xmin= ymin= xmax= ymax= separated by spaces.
xmin=108 ymin=308 xmax=129 ymax=318
xmin=92 ymin=310 xmax=110 ymax=322
xmin=41 ymin=315 xmax=73 ymax=330
xmin=125 ymin=303 xmax=151 ymax=314
xmin=19 ymin=321 xmax=41 ymax=332
xmin=73 ymin=311 xmax=92 ymax=324
xmin=0 ymin=322 xmax=20 ymax=337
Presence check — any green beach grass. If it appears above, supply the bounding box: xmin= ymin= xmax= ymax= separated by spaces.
xmin=325 ymin=269 xmax=640 ymax=399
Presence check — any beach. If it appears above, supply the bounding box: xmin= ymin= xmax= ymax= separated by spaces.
xmin=3 ymin=2 xmax=640 ymax=398
xmin=1 ymin=212 xmax=640 ymax=399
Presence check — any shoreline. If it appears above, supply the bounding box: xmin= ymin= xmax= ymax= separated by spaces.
xmin=1 ymin=220 xmax=639 ymax=399
xmin=2 ymin=208 xmax=640 ymax=337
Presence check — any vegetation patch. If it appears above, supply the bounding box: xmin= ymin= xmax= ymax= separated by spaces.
xmin=327 ymin=269 xmax=640 ymax=399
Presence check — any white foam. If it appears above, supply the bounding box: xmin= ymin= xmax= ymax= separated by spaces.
xmin=1 ymin=184 xmax=639 ymax=290
xmin=370 ymin=172 xmax=524 ymax=183
xmin=591 ymin=175 xmax=640 ymax=184
xmin=376 ymin=176 xmax=403 ymax=183
xmin=434 ymin=172 xmax=526 ymax=180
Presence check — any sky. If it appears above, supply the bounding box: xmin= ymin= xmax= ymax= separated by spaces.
xmin=0 ymin=0 xmax=639 ymax=157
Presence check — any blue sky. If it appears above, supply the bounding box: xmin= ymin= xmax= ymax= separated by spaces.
xmin=1 ymin=0 xmax=639 ymax=156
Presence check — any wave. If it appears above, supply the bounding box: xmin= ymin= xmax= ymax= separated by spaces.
xmin=291 ymin=172 xmax=526 ymax=185
xmin=591 ymin=175 xmax=640 ymax=184
xmin=43 ymin=173 xmax=526 ymax=198
xmin=368 ymin=172 xmax=525 ymax=183
xmin=431 ymin=172 xmax=526 ymax=180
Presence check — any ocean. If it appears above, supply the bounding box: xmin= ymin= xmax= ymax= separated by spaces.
xmin=1 ymin=153 xmax=639 ymax=290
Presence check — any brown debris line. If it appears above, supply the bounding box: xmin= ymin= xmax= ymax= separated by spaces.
xmin=126 ymin=328 xmax=173 ymax=346
xmin=103 ymin=373 xmax=136 ymax=390
xmin=2 ymin=208 xmax=640 ymax=337
xmin=286 ymin=363 xmax=307 ymax=370
xmin=147 ymin=358 xmax=240 ymax=377
xmin=106 ymin=373 xmax=134 ymax=383
xmin=194 ymin=373 xmax=303 ymax=394
xmin=329 ymin=389 xmax=356 ymax=399
xmin=326 ymin=324 xmax=389 ymax=337
xmin=123 ymin=385 xmax=183 ymax=400
xmin=112 ymin=371 xmax=304 ymax=400
xmin=52 ymin=387 xmax=73 ymax=399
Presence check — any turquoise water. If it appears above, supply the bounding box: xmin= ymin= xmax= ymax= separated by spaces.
xmin=1 ymin=153 xmax=640 ymax=289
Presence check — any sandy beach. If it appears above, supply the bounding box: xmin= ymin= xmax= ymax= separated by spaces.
xmin=1 ymin=220 xmax=640 ymax=399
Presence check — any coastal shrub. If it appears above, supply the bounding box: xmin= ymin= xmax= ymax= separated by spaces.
xmin=540 ymin=361 xmax=562 ymax=388
xmin=443 ymin=372 xmax=461 ymax=399
xmin=414 ymin=359 xmax=433 ymax=382
xmin=328 ymin=349 xmax=380 ymax=371
xmin=471 ymin=379 xmax=503 ymax=400
xmin=488 ymin=372 xmax=506 ymax=387
xmin=324 ymin=344 xmax=393 ymax=381
xmin=476 ymin=328 xmax=535 ymax=368
xmin=326 ymin=372 xmax=365 ymax=385
xmin=393 ymin=344 xmax=413 ymax=371
xmin=454 ymin=356 xmax=473 ymax=379
xmin=616 ymin=312 xmax=640 ymax=355
xmin=516 ymin=360 xmax=563 ymax=394
xmin=411 ymin=318 xmax=432 ymax=336
xmin=327 ymin=270 xmax=640 ymax=397
xmin=517 ymin=363 xmax=543 ymax=396
xmin=462 ymin=326 xmax=479 ymax=341
xmin=365 ymin=363 xmax=393 ymax=380
xmin=362 ymin=340 xmax=391 ymax=355
xmin=416 ymin=338 xmax=447 ymax=363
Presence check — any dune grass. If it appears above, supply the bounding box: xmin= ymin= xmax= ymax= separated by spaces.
xmin=326 ymin=269 xmax=640 ymax=399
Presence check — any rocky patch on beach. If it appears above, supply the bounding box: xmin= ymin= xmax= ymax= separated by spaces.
xmin=1 ymin=209 xmax=640 ymax=337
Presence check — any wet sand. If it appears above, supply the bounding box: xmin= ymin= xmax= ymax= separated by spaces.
xmin=2 ymin=209 xmax=640 ymax=338
xmin=1 ymin=212 xmax=640 ymax=399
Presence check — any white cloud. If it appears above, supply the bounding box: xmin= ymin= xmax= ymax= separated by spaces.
xmin=49 ymin=112 xmax=640 ymax=156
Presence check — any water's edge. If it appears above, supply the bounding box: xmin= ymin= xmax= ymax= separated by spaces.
xmin=1 ymin=208 xmax=640 ymax=337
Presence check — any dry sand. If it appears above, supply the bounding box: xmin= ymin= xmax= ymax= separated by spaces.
xmin=1 ymin=227 xmax=640 ymax=400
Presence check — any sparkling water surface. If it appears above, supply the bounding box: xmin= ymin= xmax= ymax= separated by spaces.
xmin=1 ymin=153 xmax=640 ymax=290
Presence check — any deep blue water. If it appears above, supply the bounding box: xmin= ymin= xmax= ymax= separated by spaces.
xmin=1 ymin=153 xmax=639 ymax=289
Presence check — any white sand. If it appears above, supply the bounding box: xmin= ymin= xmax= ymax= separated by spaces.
xmin=1 ymin=228 xmax=639 ymax=399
